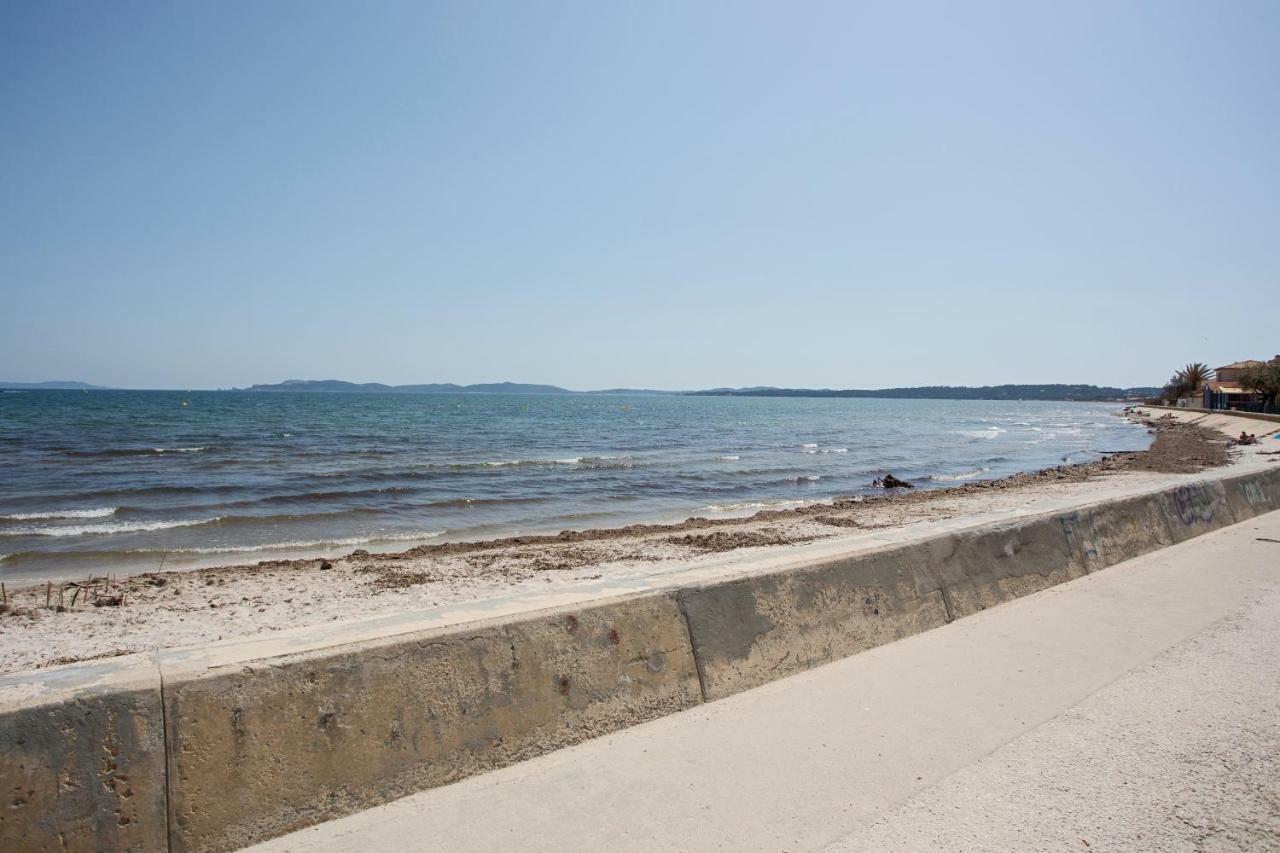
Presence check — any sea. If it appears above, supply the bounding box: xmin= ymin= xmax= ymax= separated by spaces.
xmin=0 ymin=390 xmax=1151 ymax=581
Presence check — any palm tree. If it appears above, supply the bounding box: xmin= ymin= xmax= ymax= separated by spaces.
xmin=1177 ymin=363 xmax=1214 ymax=393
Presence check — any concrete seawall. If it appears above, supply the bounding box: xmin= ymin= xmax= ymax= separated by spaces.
xmin=1147 ymin=404 xmax=1280 ymax=425
xmin=4 ymin=466 xmax=1279 ymax=852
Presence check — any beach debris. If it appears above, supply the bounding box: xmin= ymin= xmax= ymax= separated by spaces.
xmin=872 ymin=474 xmax=915 ymax=489
xmin=94 ymin=595 xmax=124 ymax=607
xmin=319 ymin=560 xmax=333 ymax=571
xmin=668 ymin=528 xmax=823 ymax=553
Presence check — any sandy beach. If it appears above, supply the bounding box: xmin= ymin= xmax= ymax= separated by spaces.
xmin=2 ymin=408 xmax=1276 ymax=675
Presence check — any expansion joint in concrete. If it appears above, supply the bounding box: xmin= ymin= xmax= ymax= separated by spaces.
xmin=158 ymin=655 xmax=174 ymax=853
xmin=937 ymin=585 xmax=957 ymax=623
xmin=675 ymin=590 xmax=711 ymax=704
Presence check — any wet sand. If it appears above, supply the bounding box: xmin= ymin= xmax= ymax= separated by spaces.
xmin=0 ymin=409 xmax=1273 ymax=674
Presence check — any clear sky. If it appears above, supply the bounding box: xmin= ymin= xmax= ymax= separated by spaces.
xmin=2 ymin=1 xmax=1276 ymax=391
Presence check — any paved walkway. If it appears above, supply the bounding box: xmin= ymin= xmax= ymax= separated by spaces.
xmin=248 ymin=511 xmax=1280 ymax=852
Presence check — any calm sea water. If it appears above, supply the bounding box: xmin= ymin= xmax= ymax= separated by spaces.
xmin=0 ymin=391 xmax=1150 ymax=581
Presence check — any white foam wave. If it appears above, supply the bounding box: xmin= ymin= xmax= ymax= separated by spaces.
xmin=800 ymin=443 xmax=818 ymax=449
xmin=717 ymin=455 xmax=740 ymax=461
xmin=0 ymin=517 xmax=224 ymax=537
xmin=822 ymin=448 xmax=848 ymax=454
xmin=479 ymin=455 xmax=637 ymax=469
xmin=0 ymin=507 xmax=118 ymax=521
xmin=703 ymin=499 xmax=814 ymax=513
xmin=155 ymin=446 xmax=207 ymax=453
xmin=958 ymin=427 xmax=1007 ymax=439
xmin=483 ymin=457 xmax=582 ymax=467
xmin=169 ymin=531 xmax=447 ymax=555
xmin=930 ymin=466 xmax=991 ymax=482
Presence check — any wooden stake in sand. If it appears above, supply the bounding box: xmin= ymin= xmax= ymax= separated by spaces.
xmin=45 ymin=582 xmax=51 ymax=608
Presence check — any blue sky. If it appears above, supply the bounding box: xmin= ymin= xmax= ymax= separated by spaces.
xmin=2 ymin=1 xmax=1276 ymax=390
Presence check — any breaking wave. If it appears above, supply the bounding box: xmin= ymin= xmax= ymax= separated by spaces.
xmin=0 ymin=517 xmax=225 ymax=538
xmin=929 ymin=466 xmax=991 ymax=482
xmin=0 ymin=507 xmax=118 ymax=521
xmin=63 ymin=446 xmax=210 ymax=458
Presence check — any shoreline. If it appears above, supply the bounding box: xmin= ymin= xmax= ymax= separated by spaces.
xmin=1 ymin=409 xmax=1275 ymax=674
xmin=0 ymin=398 xmax=1154 ymax=583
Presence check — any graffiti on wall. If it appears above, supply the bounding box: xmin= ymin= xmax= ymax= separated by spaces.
xmin=1172 ymin=484 xmax=1215 ymax=526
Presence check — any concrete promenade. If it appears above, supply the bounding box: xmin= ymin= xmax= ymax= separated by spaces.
xmin=250 ymin=510 xmax=1280 ymax=852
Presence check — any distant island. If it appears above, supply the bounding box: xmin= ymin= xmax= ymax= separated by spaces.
xmin=688 ymin=384 xmax=1161 ymax=402
xmin=242 ymin=379 xmax=1159 ymax=402
xmin=243 ymin=380 xmax=575 ymax=395
xmin=2 ymin=378 xmax=1161 ymax=402
xmin=0 ymin=380 xmax=110 ymax=390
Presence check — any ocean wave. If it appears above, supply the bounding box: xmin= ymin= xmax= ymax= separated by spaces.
xmin=717 ymin=455 xmax=740 ymax=461
xmin=303 ymin=455 xmax=644 ymax=485
xmin=190 ymin=509 xmax=385 ymax=528
xmin=480 ymin=457 xmax=579 ymax=467
xmin=0 ymin=531 xmax=448 ymax=563
xmin=469 ymin=454 xmax=640 ymax=470
xmin=0 ymin=517 xmax=225 ymax=538
xmin=0 ymin=507 xmax=118 ymax=521
xmin=703 ymin=498 xmax=816 ymax=513
xmin=150 ymin=531 xmax=447 ymax=555
xmin=800 ymin=443 xmax=818 ymax=449
xmin=421 ymin=496 xmax=549 ymax=509
xmin=62 ymin=446 xmax=210 ymax=458
xmin=789 ymin=474 xmax=822 ymax=483
xmin=209 ymin=486 xmax=420 ymax=509
xmin=929 ymin=466 xmax=991 ymax=482
xmin=956 ymin=427 xmax=1007 ymax=440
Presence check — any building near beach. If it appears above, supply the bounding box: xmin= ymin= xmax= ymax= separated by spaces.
xmin=1203 ymin=357 xmax=1280 ymax=411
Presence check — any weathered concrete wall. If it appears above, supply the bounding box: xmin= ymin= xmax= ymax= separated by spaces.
xmin=1222 ymin=469 xmax=1280 ymax=520
xmin=1147 ymin=404 xmax=1280 ymax=425
xmin=0 ymin=655 xmax=168 ymax=853
xmin=3 ymin=466 xmax=1279 ymax=852
xmin=928 ymin=513 xmax=1090 ymax=619
xmin=679 ymin=468 xmax=1280 ymax=700
xmin=1158 ymin=480 xmax=1237 ymax=543
xmin=1068 ymin=492 xmax=1179 ymax=569
xmin=160 ymin=592 xmax=701 ymax=852
xmin=677 ymin=546 xmax=950 ymax=700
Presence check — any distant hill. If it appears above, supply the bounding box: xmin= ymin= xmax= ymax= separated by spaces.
xmin=0 ymin=380 xmax=109 ymax=390
xmin=244 ymin=379 xmax=576 ymax=395
xmin=688 ymin=384 xmax=1161 ymax=402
